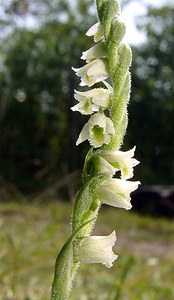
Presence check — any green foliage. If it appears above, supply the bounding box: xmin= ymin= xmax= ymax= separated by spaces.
xmin=0 ymin=2 xmax=174 ymax=193
xmin=0 ymin=0 xmax=96 ymax=193
xmin=1 ymin=201 xmax=174 ymax=299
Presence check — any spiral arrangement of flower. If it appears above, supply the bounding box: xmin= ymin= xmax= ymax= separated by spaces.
xmin=51 ymin=1 xmax=140 ymax=299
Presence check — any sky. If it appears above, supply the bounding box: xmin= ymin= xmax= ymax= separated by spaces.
xmin=122 ymin=0 xmax=172 ymax=45
xmin=0 ymin=0 xmax=172 ymax=45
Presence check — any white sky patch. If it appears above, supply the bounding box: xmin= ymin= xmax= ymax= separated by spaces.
xmin=122 ymin=1 xmax=147 ymax=45
xmin=122 ymin=0 xmax=173 ymax=45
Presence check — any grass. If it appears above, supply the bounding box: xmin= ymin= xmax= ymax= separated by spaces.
xmin=0 ymin=200 xmax=174 ymax=300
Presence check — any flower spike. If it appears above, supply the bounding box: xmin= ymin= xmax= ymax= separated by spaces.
xmin=51 ymin=1 xmax=141 ymax=299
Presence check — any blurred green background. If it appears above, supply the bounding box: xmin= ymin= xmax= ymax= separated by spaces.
xmin=0 ymin=1 xmax=174 ymax=299
xmin=0 ymin=0 xmax=174 ymax=198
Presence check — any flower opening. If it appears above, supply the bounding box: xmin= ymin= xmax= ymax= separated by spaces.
xmin=76 ymin=113 xmax=115 ymax=148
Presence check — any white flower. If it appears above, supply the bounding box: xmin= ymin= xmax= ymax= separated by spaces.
xmin=100 ymin=147 xmax=140 ymax=179
xmin=81 ymin=42 xmax=106 ymax=63
xmin=72 ymin=58 xmax=108 ymax=87
xmin=74 ymin=231 xmax=118 ymax=268
xmin=71 ymin=88 xmax=112 ymax=115
xmin=97 ymin=178 xmax=140 ymax=210
xmin=86 ymin=22 xmax=104 ymax=42
xmin=76 ymin=113 xmax=115 ymax=148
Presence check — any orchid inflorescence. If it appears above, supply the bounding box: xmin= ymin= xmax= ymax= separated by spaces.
xmin=51 ymin=1 xmax=140 ymax=299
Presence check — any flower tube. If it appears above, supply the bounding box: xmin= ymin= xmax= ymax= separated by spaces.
xmin=74 ymin=231 xmax=118 ymax=268
xmin=98 ymin=178 xmax=140 ymax=210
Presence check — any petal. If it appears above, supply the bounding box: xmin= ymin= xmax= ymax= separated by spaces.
xmin=92 ymin=91 xmax=111 ymax=107
xmin=100 ymin=147 xmax=140 ymax=179
xmin=106 ymin=178 xmax=140 ymax=195
xmin=96 ymin=156 xmax=116 ymax=176
xmin=73 ymin=59 xmax=108 ymax=87
xmin=81 ymin=42 xmax=106 ymax=63
xmin=87 ymin=59 xmax=107 ymax=77
xmin=74 ymin=231 xmax=118 ymax=268
xmin=76 ymin=113 xmax=115 ymax=147
xmin=86 ymin=22 xmax=104 ymax=42
xmin=106 ymin=118 xmax=115 ymax=134
xmin=76 ymin=123 xmax=89 ymax=145
xmin=99 ymin=185 xmax=132 ymax=210
xmin=71 ymin=102 xmax=93 ymax=115
xmin=98 ymin=178 xmax=140 ymax=210
xmin=74 ymin=88 xmax=111 ymax=108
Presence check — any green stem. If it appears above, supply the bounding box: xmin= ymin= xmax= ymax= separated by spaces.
xmin=108 ymin=72 xmax=131 ymax=150
xmin=50 ymin=219 xmax=95 ymax=300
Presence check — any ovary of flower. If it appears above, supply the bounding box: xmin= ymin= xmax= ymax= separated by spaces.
xmin=97 ymin=178 xmax=140 ymax=210
xmin=76 ymin=113 xmax=115 ymax=148
xmin=71 ymin=88 xmax=112 ymax=115
xmin=81 ymin=42 xmax=106 ymax=63
xmin=86 ymin=21 xmax=104 ymax=42
xmin=101 ymin=147 xmax=140 ymax=179
xmin=72 ymin=58 xmax=108 ymax=87
xmin=74 ymin=231 xmax=118 ymax=268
